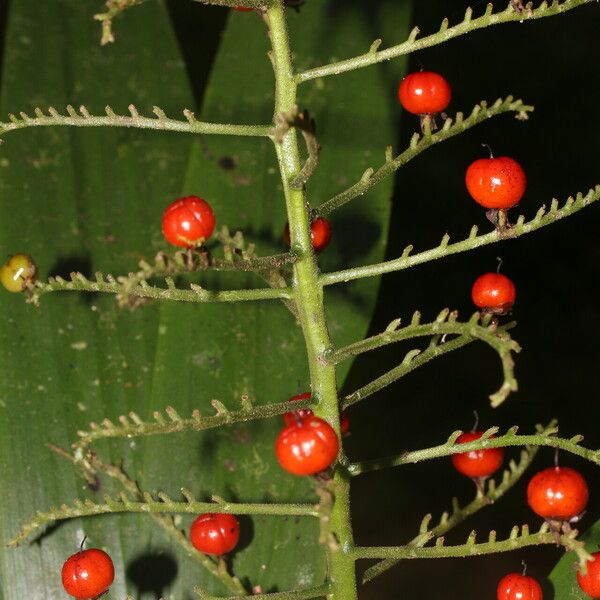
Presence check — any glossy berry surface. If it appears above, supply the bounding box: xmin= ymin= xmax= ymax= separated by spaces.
xmin=61 ymin=548 xmax=115 ymax=600
xmin=527 ymin=466 xmax=589 ymax=519
xmin=284 ymin=217 xmax=332 ymax=253
xmin=497 ymin=573 xmax=543 ymax=600
xmin=162 ymin=196 xmax=216 ymax=248
xmin=577 ymin=552 xmax=600 ymax=598
xmin=282 ymin=393 xmax=350 ymax=435
xmin=451 ymin=431 xmax=504 ymax=478
xmin=275 ymin=416 xmax=339 ymax=476
xmin=471 ymin=273 xmax=516 ymax=313
xmin=397 ymin=71 xmax=451 ymax=115
xmin=0 ymin=253 xmax=37 ymax=293
xmin=465 ymin=156 xmax=527 ymax=209
xmin=190 ymin=513 xmax=240 ymax=556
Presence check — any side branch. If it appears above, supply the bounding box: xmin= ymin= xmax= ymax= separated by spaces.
xmin=296 ymin=0 xmax=596 ymax=83
xmin=317 ymin=98 xmax=532 ymax=216
xmin=195 ymin=583 xmax=331 ymax=600
xmin=338 ymin=310 xmax=518 ymax=408
xmin=347 ymin=423 xmax=599 ymax=476
xmin=0 ymin=104 xmax=272 ymax=141
xmin=73 ymin=397 xmax=313 ymax=450
xmin=28 ymin=272 xmax=290 ymax=306
xmin=352 ymin=525 xmax=589 ymax=566
xmin=363 ymin=438 xmax=542 ymax=583
xmin=9 ymin=491 xmax=318 ymax=546
xmin=321 ymin=185 xmax=600 ymax=286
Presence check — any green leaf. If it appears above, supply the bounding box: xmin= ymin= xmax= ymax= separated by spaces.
xmin=0 ymin=1 xmax=411 ymax=598
xmin=549 ymin=519 xmax=600 ymax=599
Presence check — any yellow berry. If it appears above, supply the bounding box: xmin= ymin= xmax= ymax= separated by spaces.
xmin=0 ymin=253 xmax=37 ymax=293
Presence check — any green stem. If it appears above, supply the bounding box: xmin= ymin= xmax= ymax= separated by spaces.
xmin=296 ymin=0 xmax=596 ymax=83
xmin=195 ymin=582 xmax=331 ymax=600
xmin=268 ymin=3 xmax=356 ymax=598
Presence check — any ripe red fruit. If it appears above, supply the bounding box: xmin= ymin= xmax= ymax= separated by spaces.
xmin=527 ymin=466 xmax=589 ymax=520
xmin=162 ymin=196 xmax=216 ymax=248
xmin=497 ymin=573 xmax=543 ymax=600
xmin=282 ymin=393 xmax=350 ymax=435
xmin=471 ymin=272 xmax=516 ymax=313
xmin=284 ymin=217 xmax=332 ymax=253
xmin=451 ymin=431 xmax=504 ymax=478
xmin=577 ymin=552 xmax=600 ymax=598
xmin=397 ymin=71 xmax=452 ymax=115
xmin=190 ymin=513 xmax=240 ymax=556
xmin=275 ymin=416 xmax=339 ymax=476
xmin=61 ymin=548 xmax=115 ymax=600
xmin=465 ymin=156 xmax=527 ymax=209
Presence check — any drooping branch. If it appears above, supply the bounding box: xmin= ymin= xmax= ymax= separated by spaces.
xmin=296 ymin=0 xmax=596 ymax=83
xmin=337 ymin=311 xmax=518 ymax=408
xmin=317 ymin=98 xmax=532 ymax=216
xmin=352 ymin=524 xmax=590 ymax=567
xmin=27 ymin=271 xmax=291 ymax=307
xmin=73 ymin=396 xmax=313 ymax=450
xmin=0 ymin=104 xmax=273 ymax=141
xmin=347 ymin=422 xmax=599 ymax=476
xmin=9 ymin=490 xmax=318 ymax=547
xmin=321 ymin=185 xmax=600 ymax=287
xmin=363 ymin=437 xmax=542 ymax=583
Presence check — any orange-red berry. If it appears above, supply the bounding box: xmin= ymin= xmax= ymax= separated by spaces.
xmin=497 ymin=573 xmax=543 ymax=600
xmin=190 ymin=513 xmax=240 ymax=555
xmin=282 ymin=393 xmax=350 ymax=435
xmin=162 ymin=196 xmax=216 ymax=248
xmin=61 ymin=549 xmax=115 ymax=600
xmin=284 ymin=217 xmax=332 ymax=253
xmin=527 ymin=466 xmax=588 ymax=520
xmin=578 ymin=552 xmax=600 ymax=598
xmin=398 ymin=71 xmax=451 ymax=115
xmin=471 ymin=272 xmax=516 ymax=314
xmin=275 ymin=416 xmax=339 ymax=476
xmin=451 ymin=431 xmax=504 ymax=478
xmin=465 ymin=156 xmax=527 ymax=209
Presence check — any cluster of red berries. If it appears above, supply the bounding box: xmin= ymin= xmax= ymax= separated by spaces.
xmin=275 ymin=393 xmax=346 ymax=476
xmin=452 ymin=430 xmax=595 ymax=597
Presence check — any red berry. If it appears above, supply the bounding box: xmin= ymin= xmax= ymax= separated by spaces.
xmin=527 ymin=466 xmax=588 ymax=520
xmin=282 ymin=392 xmax=314 ymax=427
xmin=465 ymin=156 xmax=527 ymax=209
xmin=233 ymin=6 xmax=253 ymax=10
xmin=497 ymin=573 xmax=543 ymax=600
xmin=577 ymin=552 xmax=600 ymax=598
xmin=282 ymin=393 xmax=350 ymax=436
xmin=397 ymin=71 xmax=452 ymax=115
xmin=284 ymin=217 xmax=332 ymax=253
xmin=190 ymin=513 xmax=240 ymax=556
xmin=471 ymin=273 xmax=516 ymax=313
xmin=451 ymin=431 xmax=504 ymax=478
xmin=162 ymin=196 xmax=216 ymax=248
xmin=61 ymin=548 xmax=115 ymax=600
xmin=275 ymin=416 xmax=339 ymax=476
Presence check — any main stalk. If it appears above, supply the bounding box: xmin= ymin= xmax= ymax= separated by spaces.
xmin=266 ymin=2 xmax=358 ymax=598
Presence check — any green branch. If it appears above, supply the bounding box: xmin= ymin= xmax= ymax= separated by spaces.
xmin=321 ymin=185 xmax=600 ymax=287
xmin=363 ymin=437 xmax=542 ymax=583
xmin=94 ymin=0 xmax=149 ymax=45
xmin=296 ymin=0 xmax=596 ymax=83
xmin=317 ymin=98 xmax=532 ymax=216
xmin=0 ymin=104 xmax=272 ymax=141
xmin=338 ymin=311 xmax=518 ymax=408
xmin=352 ymin=525 xmax=590 ymax=567
xmin=347 ymin=422 xmax=598 ymax=476
xmin=9 ymin=490 xmax=318 ymax=547
xmin=73 ymin=397 xmax=313 ymax=450
xmin=27 ymin=271 xmax=291 ymax=307
xmin=195 ymin=583 xmax=331 ymax=600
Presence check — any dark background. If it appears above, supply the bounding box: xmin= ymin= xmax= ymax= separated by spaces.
xmin=1 ymin=1 xmax=598 ymax=598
